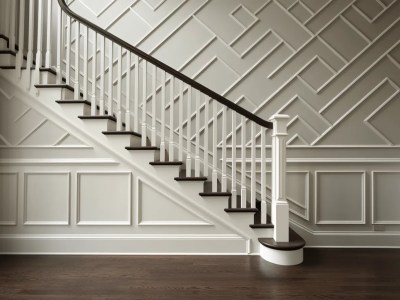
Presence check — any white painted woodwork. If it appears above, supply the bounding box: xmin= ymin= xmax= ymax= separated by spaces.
xmin=212 ymin=100 xmax=218 ymax=192
xmin=26 ymin=0 xmax=35 ymax=87
xmin=107 ymin=40 xmax=113 ymax=117
xmin=221 ymin=106 xmax=227 ymax=192
xmin=74 ymin=21 xmax=80 ymax=99
xmin=82 ymin=25 xmax=88 ymax=98
xmin=45 ymin=0 xmax=52 ymax=68
xmin=178 ymin=81 xmax=183 ymax=161
xmin=168 ymin=76 xmax=175 ymax=161
xmin=260 ymin=128 xmax=267 ymax=224
xmin=15 ymin=0 xmax=25 ymax=78
xmin=134 ymin=55 xmax=139 ymax=132
xmin=99 ymin=36 xmax=105 ymax=114
xmin=9 ymin=0 xmax=16 ymax=51
xmin=186 ymin=86 xmax=192 ymax=177
xmin=151 ymin=65 xmax=156 ymax=146
xmin=65 ymin=15 xmax=71 ymax=86
xmin=141 ymin=59 xmax=147 ymax=146
xmin=125 ymin=50 xmax=131 ymax=131
xmin=195 ymin=90 xmax=200 ymax=177
xmin=160 ymin=70 xmax=166 ymax=161
xmin=116 ymin=45 xmax=122 ymax=130
xmin=231 ymin=111 xmax=237 ymax=208
xmin=250 ymin=122 xmax=256 ymax=208
xmin=203 ymin=97 xmax=209 ymax=177
xmin=240 ymin=116 xmax=246 ymax=208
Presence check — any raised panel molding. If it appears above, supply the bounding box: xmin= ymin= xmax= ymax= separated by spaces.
xmin=77 ymin=172 xmax=132 ymax=225
xmin=0 ymin=172 xmax=18 ymax=225
xmin=315 ymin=171 xmax=366 ymax=225
xmin=24 ymin=172 xmax=71 ymax=225
xmin=136 ymin=177 xmax=212 ymax=226
xmin=372 ymin=171 xmax=400 ymax=224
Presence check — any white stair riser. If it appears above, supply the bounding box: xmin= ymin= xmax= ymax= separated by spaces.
xmin=0 ymin=54 xmax=15 ymax=66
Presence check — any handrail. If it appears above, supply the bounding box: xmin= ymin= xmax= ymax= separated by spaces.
xmin=57 ymin=0 xmax=273 ymax=129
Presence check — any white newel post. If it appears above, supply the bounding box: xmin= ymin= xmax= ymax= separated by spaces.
xmin=269 ymin=114 xmax=290 ymax=242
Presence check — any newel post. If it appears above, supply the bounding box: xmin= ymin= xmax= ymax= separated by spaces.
xmin=269 ymin=114 xmax=290 ymax=242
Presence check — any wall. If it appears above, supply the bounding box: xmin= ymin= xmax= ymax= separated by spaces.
xmin=67 ymin=0 xmax=400 ymax=246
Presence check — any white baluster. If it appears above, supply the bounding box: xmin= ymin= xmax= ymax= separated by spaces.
xmin=134 ymin=55 xmax=139 ymax=132
xmin=107 ymin=40 xmax=113 ymax=116
xmin=168 ymin=76 xmax=175 ymax=161
xmin=116 ymin=45 xmax=122 ymax=130
xmin=45 ymin=0 xmax=52 ymax=68
xmin=26 ymin=0 xmax=35 ymax=88
xmin=221 ymin=106 xmax=227 ymax=192
xmin=194 ymin=90 xmax=201 ymax=177
xmin=151 ymin=65 xmax=156 ymax=146
xmin=83 ymin=27 xmax=88 ymax=97
xmin=231 ymin=111 xmax=237 ymax=208
xmin=250 ymin=122 xmax=256 ymax=208
xmin=260 ymin=127 xmax=267 ymax=224
xmin=212 ymin=100 xmax=218 ymax=192
xmin=74 ymin=21 xmax=80 ymax=99
xmin=65 ymin=15 xmax=71 ymax=85
xmin=9 ymin=0 xmax=16 ymax=51
xmin=91 ymin=30 xmax=97 ymax=116
xmin=15 ymin=0 xmax=25 ymax=78
xmin=186 ymin=86 xmax=192 ymax=177
xmin=34 ymin=0 xmax=44 ymax=84
xmin=141 ymin=60 xmax=147 ymax=146
xmin=269 ymin=114 xmax=290 ymax=242
xmin=56 ymin=4 xmax=62 ymax=84
xmin=178 ymin=81 xmax=183 ymax=161
xmin=160 ymin=70 xmax=166 ymax=161
xmin=241 ymin=116 xmax=247 ymax=208
xmin=125 ymin=50 xmax=131 ymax=131
xmin=203 ymin=96 xmax=209 ymax=177
xmin=99 ymin=36 xmax=105 ymax=113
xmin=4 ymin=1 xmax=10 ymax=47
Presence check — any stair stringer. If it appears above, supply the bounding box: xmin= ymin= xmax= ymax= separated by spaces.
xmin=0 ymin=68 xmax=273 ymax=254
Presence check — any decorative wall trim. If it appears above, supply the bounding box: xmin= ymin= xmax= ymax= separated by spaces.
xmin=23 ymin=172 xmax=71 ymax=226
xmin=0 ymin=158 xmax=118 ymax=165
xmin=371 ymin=171 xmax=400 ymax=225
xmin=0 ymin=172 xmax=18 ymax=226
xmin=315 ymin=171 xmax=366 ymax=225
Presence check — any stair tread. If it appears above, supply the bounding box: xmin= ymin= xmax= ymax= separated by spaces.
xmin=250 ymin=223 xmax=274 ymax=228
xmin=175 ymin=169 xmax=207 ymax=181
xmin=39 ymin=67 xmax=57 ymax=75
xmin=103 ymin=131 xmax=141 ymax=137
xmin=126 ymin=146 xmax=159 ymax=150
xmin=150 ymin=161 xmax=183 ymax=166
xmin=0 ymin=66 xmax=16 ymax=69
xmin=78 ymin=115 xmax=117 ymax=122
xmin=224 ymin=208 xmax=258 ymax=213
xmin=56 ymin=100 xmax=91 ymax=105
xmin=258 ymin=228 xmax=305 ymax=251
xmin=0 ymin=50 xmax=17 ymax=55
xmin=34 ymin=84 xmax=74 ymax=92
xmin=200 ymin=191 xmax=232 ymax=196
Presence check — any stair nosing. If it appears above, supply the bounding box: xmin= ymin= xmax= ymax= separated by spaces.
xmin=78 ymin=115 xmax=117 ymax=122
xmin=150 ymin=161 xmax=183 ymax=166
xmin=224 ymin=208 xmax=259 ymax=213
xmin=174 ymin=176 xmax=207 ymax=182
xmin=103 ymin=131 xmax=141 ymax=137
xmin=125 ymin=146 xmax=160 ymax=150
xmin=34 ymin=84 xmax=74 ymax=92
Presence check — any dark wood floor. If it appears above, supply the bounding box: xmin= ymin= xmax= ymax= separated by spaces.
xmin=0 ymin=249 xmax=399 ymax=299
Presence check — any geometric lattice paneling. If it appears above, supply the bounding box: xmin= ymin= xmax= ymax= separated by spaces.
xmin=315 ymin=172 xmax=366 ymax=225
xmin=372 ymin=172 xmax=400 ymax=224
xmin=77 ymin=172 xmax=131 ymax=225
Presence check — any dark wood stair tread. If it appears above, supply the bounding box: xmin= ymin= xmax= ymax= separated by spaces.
xmin=0 ymin=66 xmax=16 ymax=69
xmin=150 ymin=161 xmax=183 ymax=166
xmin=56 ymin=100 xmax=91 ymax=105
xmin=126 ymin=146 xmax=159 ymax=150
xmin=34 ymin=84 xmax=74 ymax=91
xmin=250 ymin=223 xmax=274 ymax=228
xmin=39 ymin=67 xmax=57 ymax=75
xmin=258 ymin=228 xmax=305 ymax=251
xmin=200 ymin=181 xmax=231 ymax=196
xmin=0 ymin=50 xmax=17 ymax=55
xmin=174 ymin=169 xmax=207 ymax=181
xmin=224 ymin=208 xmax=258 ymax=213
xmin=103 ymin=131 xmax=141 ymax=137
xmin=78 ymin=115 xmax=117 ymax=121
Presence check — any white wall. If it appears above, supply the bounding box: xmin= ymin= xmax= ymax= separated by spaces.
xmin=67 ymin=0 xmax=400 ymax=246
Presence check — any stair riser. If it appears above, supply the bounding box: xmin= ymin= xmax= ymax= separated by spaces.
xmin=34 ymin=87 xmax=74 ymax=100
xmin=58 ymin=103 xmax=90 ymax=117
xmin=104 ymin=135 xmax=141 ymax=149
xmin=0 ymin=54 xmax=15 ymax=66
xmin=225 ymin=213 xmax=255 ymax=229
xmin=149 ymin=165 xmax=182 ymax=178
xmin=79 ymin=119 xmax=116 ymax=132
xmin=126 ymin=150 xmax=156 ymax=163
xmin=199 ymin=196 xmax=230 ymax=213
xmin=40 ymin=72 xmax=56 ymax=84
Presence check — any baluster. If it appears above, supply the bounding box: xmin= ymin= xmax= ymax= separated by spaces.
xmin=107 ymin=40 xmax=113 ymax=116
xmin=141 ymin=60 xmax=147 ymax=146
xmin=241 ymin=116 xmax=247 ymax=208
xmin=56 ymin=4 xmax=62 ymax=83
xmin=65 ymin=15 xmax=71 ymax=85
xmin=45 ymin=0 xmax=52 ymax=67
xmin=178 ymin=81 xmax=183 ymax=161
xmin=99 ymin=36 xmax=105 ymax=113
xmin=9 ymin=0 xmax=16 ymax=51
xmin=26 ymin=0 xmax=35 ymax=88
xmin=4 ymin=1 xmax=10 ymax=47
xmin=125 ymin=50 xmax=131 ymax=131
xmin=195 ymin=90 xmax=201 ymax=177
xmin=250 ymin=122 xmax=256 ymax=208
xmin=82 ymin=26 xmax=88 ymax=97
xmin=74 ymin=21 xmax=80 ymax=99
xmin=151 ymin=65 xmax=156 ymax=146
xmin=116 ymin=45 xmax=122 ymax=130
xmin=15 ymin=0 xmax=25 ymax=78
xmin=91 ymin=30 xmax=97 ymax=116
xmin=221 ymin=106 xmax=227 ymax=192
xmin=203 ymin=96 xmax=209 ymax=177
xmin=260 ymin=127 xmax=267 ymax=224
xmin=168 ymin=76 xmax=175 ymax=161
xmin=160 ymin=70 xmax=166 ymax=161
xmin=34 ymin=0 xmax=44 ymax=84
xmin=212 ymin=100 xmax=218 ymax=192
xmin=134 ymin=55 xmax=139 ymax=132
xmin=186 ymin=86 xmax=192 ymax=177
xmin=231 ymin=111 xmax=237 ymax=208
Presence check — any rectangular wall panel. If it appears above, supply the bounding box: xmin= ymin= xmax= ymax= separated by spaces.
xmin=0 ymin=172 xmax=18 ymax=225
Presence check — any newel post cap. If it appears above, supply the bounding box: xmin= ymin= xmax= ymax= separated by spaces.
xmin=269 ymin=114 xmax=290 ymax=135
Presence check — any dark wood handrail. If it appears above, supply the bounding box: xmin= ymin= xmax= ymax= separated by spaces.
xmin=58 ymin=0 xmax=273 ymax=129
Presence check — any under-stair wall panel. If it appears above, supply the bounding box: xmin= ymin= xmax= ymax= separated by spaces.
xmin=66 ymin=0 xmax=400 ymax=246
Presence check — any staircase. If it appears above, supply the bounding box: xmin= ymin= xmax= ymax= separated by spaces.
xmin=0 ymin=0 xmax=305 ymax=265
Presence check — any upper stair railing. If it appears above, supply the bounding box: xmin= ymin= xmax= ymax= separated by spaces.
xmin=0 ymin=0 xmax=290 ymax=242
